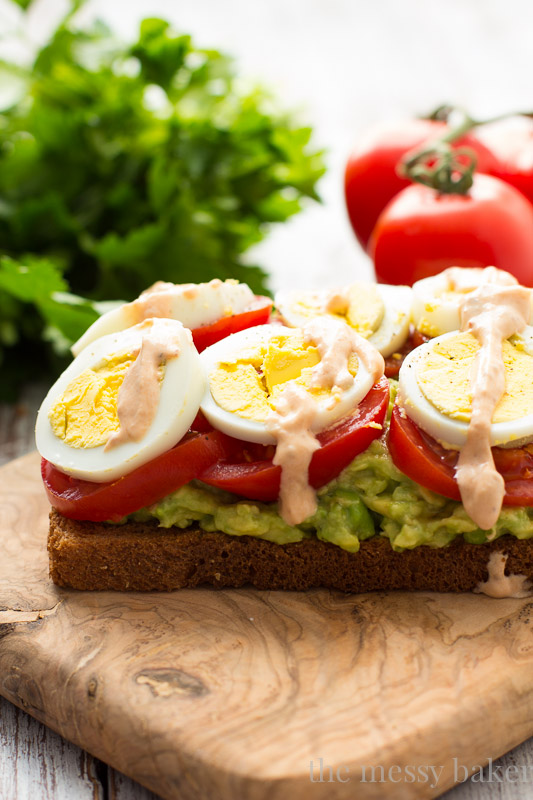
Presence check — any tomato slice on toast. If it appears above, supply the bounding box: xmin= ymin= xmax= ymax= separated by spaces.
xmin=42 ymin=430 xmax=230 ymax=522
xmin=201 ymin=378 xmax=389 ymax=502
xmin=191 ymin=296 xmax=272 ymax=352
xmin=388 ymin=405 xmax=533 ymax=505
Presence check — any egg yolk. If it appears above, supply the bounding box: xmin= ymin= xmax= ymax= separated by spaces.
xmin=417 ymin=331 xmax=533 ymax=423
xmin=209 ymin=331 xmax=358 ymax=422
xmin=48 ymin=353 xmax=137 ymax=448
xmin=290 ymin=282 xmax=385 ymax=339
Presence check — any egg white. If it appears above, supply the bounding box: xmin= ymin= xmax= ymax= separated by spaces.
xmin=412 ymin=269 xmax=533 ymax=337
xmin=36 ymin=318 xmax=205 ymax=482
xmin=275 ymin=283 xmax=413 ymax=358
xmin=199 ymin=324 xmax=375 ymax=445
xmin=398 ymin=328 xmax=533 ymax=448
xmin=71 ymin=279 xmax=255 ymax=356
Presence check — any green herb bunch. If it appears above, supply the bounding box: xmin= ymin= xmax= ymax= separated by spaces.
xmin=0 ymin=2 xmax=324 ymax=399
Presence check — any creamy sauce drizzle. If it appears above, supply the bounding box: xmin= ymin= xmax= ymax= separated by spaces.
xmin=324 ymin=290 xmax=349 ymax=316
xmin=128 ymin=278 xmax=226 ymax=322
xmin=474 ymin=552 xmax=531 ymax=598
xmin=266 ymin=317 xmax=384 ymax=526
xmin=105 ymin=329 xmax=180 ymax=451
xmin=455 ymin=276 xmax=531 ymax=529
xmin=130 ymin=281 xmax=185 ymax=321
xmin=446 ymin=265 xmax=518 ymax=292
xmin=304 ymin=316 xmax=384 ymax=390
xmin=268 ymin=383 xmax=320 ymax=526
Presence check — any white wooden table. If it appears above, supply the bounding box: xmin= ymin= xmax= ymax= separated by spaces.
xmin=3 ymin=0 xmax=533 ymax=796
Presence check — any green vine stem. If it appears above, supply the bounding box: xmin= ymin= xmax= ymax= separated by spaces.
xmin=398 ymin=105 xmax=533 ymax=195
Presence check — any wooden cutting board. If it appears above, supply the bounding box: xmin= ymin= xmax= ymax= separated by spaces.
xmin=2 ymin=453 xmax=533 ymax=800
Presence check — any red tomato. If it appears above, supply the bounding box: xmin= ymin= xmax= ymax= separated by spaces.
xmin=344 ymin=119 xmax=496 ymax=249
xmin=383 ymin=329 xmax=430 ymax=379
xmin=201 ymin=378 xmax=389 ymax=502
xmin=191 ymin=296 xmax=272 ymax=352
xmin=369 ymin=174 xmax=533 ymax=287
xmin=42 ymin=430 xmax=231 ymax=522
xmin=388 ymin=405 xmax=533 ymax=505
xmin=476 ymin=116 xmax=533 ymax=205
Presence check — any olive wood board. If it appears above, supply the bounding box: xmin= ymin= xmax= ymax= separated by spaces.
xmin=2 ymin=452 xmax=533 ymax=800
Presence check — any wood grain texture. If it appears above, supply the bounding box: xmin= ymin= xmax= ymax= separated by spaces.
xmin=2 ymin=454 xmax=533 ymax=798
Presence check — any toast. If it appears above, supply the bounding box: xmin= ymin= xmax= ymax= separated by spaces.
xmin=48 ymin=510 xmax=533 ymax=594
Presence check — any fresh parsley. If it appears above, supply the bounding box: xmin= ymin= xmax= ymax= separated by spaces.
xmin=0 ymin=4 xmax=324 ymax=399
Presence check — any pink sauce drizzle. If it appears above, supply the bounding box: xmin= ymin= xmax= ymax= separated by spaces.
xmin=454 ymin=272 xmax=531 ymax=529
xmin=105 ymin=330 xmax=180 ymax=451
xmin=304 ymin=316 xmax=384 ymax=390
xmin=324 ymin=290 xmax=349 ymax=315
xmin=129 ymin=278 xmax=226 ymax=321
xmin=268 ymin=384 xmax=320 ymax=526
xmin=446 ymin=265 xmax=518 ymax=292
xmin=474 ymin=552 xmax=531 ymax=598
xmin=267 ymin=317 xmax=384 ymax=526
xmin=129 ymin=281 xmax=182 ymax=321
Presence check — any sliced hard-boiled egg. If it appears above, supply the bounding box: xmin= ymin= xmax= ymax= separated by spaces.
xmin=36 ymin=318 xmax=205 ymax=482
xmin=398 ymin=327 xmax=533 ymax=448
xmin=412 ymin=267 xmax=533 ymax=337
xmin=199 ymin=324 xmax=375 ymax=444
xmin=71 ymin=278 xmax=255 ymax=356
xmin=275 ymin=281 xmax=413 ymax=358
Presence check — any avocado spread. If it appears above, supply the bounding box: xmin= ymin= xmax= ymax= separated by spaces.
xmin=128 ymin=433 xmax=533 ymax=553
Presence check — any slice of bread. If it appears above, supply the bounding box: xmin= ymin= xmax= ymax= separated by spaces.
xmin=48 ymin=510 xmax=533 ymax=593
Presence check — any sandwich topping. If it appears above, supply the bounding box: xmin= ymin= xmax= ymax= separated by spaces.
xmin=411 ymin=266 xmax=531 ymax=337
xmin=455 ymin=277 xmax=532 ymax=529
xmin=37 ymin=317 xmax=204 ymax=483
xmin=36 ymin=267 xmax=533 ymax=558
xmin=398 ymin=266 xmax=533 ymax=530
xmin=276 ymin=280 xmax=413 ymax=358
xmin=71 ymin=278 xmax=267 ymax=357
xmin=104 ymin=326 xmax=181 ymax=452
xmin=267 ymin=383 xmax=320 ymax=525
xmin=265 ymin=316 xmax=385 ymax=525
xmin=201 ymin=316 xmax=385 ymax=525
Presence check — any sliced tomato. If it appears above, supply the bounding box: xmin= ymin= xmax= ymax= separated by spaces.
xmin=191 ymin=296 xmax=273 ymax=352
xmin=384 ymin=330 xmax=430 ymax=378
xmin=200 ymin=377 xmax=390 ymax=502
xmin=388 ymin=405 xmax=533 ymax=505
xmin=42 ymin=430 xmax=231 ymax=522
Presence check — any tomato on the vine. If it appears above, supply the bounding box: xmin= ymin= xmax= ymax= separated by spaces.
xmin=369 ymin=173 xmax=533 ymax=287
xmin=344 ymin=119 xmax=496 ymax=249
xmin=476 ymin=116 xmax=533 ymax=206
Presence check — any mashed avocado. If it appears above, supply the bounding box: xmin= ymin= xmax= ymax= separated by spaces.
xmin=128 ymin=432 xmax=533 ymax=553
xmin=130 ymin=479 xmax=374 ymax=553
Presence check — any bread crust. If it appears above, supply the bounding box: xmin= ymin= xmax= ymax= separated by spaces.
xmin=48 ymin=510 xmax=533 ymax=593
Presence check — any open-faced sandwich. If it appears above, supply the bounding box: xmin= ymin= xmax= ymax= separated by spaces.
xmin=36 ymin=269 xmax=533 ymax=596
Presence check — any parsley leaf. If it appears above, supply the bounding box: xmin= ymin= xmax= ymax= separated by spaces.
xmin=0 ymin=5 xmax=324 ymax=397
